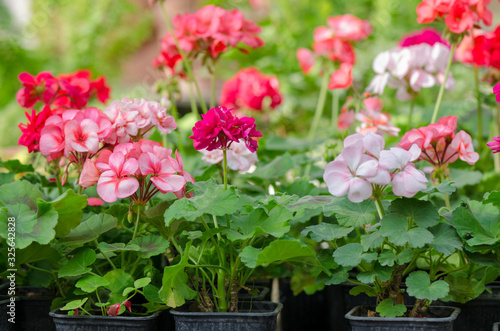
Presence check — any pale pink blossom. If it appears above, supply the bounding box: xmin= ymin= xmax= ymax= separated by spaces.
xmin=138 ymin=152 xmax=186 ymax=193
xmin=338 ymin=109 xmax=355 ymax=130
xmin=39 ymin=116 xmax=65 ymax=161
xmin=297 ymin=48 xmax=315 ymax=74
xmin=87 ymin=197 xmax=104 ymax=206
xmin=326 ymin=14 xmax=372 ymax=41
xmin=355 ymin=97 xmax=400 ymax=137
xmin=200 ymin=140 xmax=258 ymax=172
xmin=447 ymin=130 xmax=479 ymax=165
xmin=79 ymin=159 xmax=100 ymax=188
xmin=379 ymin=145 xmax=428 ymax=198
xmin=64 ymin=119 xmax=100 ymax=157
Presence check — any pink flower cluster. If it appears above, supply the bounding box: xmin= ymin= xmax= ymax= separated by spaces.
xmin=323 ymin=133 xmax=427 ymax=202
xmin=487 ymin=84 xmax=500 ymax=153
xmin=416 ymin=0 xmax=492 ymax=34
xmin=190 ymin=106 xmax=262 ymax=153
xmin=153 ymin=5 xmax=263 ymax=74
xmin=219 ymin=67 xmax=282 ymax=112
xmin=80 ymin=139 xmax=194 ymax=203
xmin=456 ymin=26 xmax=500 ymax=71
xmin=296 ymin=14 xmax=372 ymax=90
xmin=201 ymin=139 xmax=258 ymax=172
xmin=338 ymin=96 xmax=400 ymax=137
xmin=39 ymin=98 xmax=175 ymax=163
xmin=17 ymin=70 xmax=111 ymax=153
xmin=399 ymin=28 xmax=450 ymax=48
xmin=367 ymin=41 xmax=454 ymax=100
xmin=399 ymin=116 xmax=479 ymax=167
xmin=107 ymin=301 xmax=131 ymax=317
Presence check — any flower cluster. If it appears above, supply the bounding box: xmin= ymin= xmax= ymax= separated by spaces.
xmin=17 ymin=70 xmax=110 ymax=109
xmin=399 ymin=116 xmax=479 ymax=170
xmin=456 ymin=26 xmax=500 ymax=71
xmin=367 ymin=41 xmax=454 ymax=100
xmin=323 ymin=133 xmax=427 ymax=202
xmin=80 ymin=139 xmax=193 ymax=203
xmin=399 ymin=28 xmax=450 ymax=48
xmin=296 ymin=14 xmax=372 ymax=90
xmin=416 ymin=0 xmax=492 ymax=34
xmin=200 ymin=139 xmax=258 ymax=172
xmin=39 ymin=98 xmax=175 ymax=164
xmin=190 ymin=106 xmax=262 ymax=152
xmin=219 ymin=68 xmax=282 ymax=112
xmin=17 ymin=70 xmax=111 ymax=153
xmin=338 ymin=96 xmax=400 ymax=137
xmin=153 ymin=5 xmax=263 ymax=74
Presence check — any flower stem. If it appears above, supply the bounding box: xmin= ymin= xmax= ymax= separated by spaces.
xmin=188 ymin=76 xmax=200 ymax=120
xmin=304 ymin=72 xmax=330 ymax=177
xmin=160 ymin=3 xmax=207 ymax=114
xmin=409 ymin=96 xmax=416 ymax=128
xmin=444 ymin=194 xmax=451 ymax=210
xmin=431 ymin=43 xmax=455 ymax=124
xmin=375 ymin=198 xmax=385 ymax=219
xmin=474 ymin=66 xmax=483 ymax=149
xmin=223 ymin=149 xmax=228 ymax=191
xmin=132 ymin=206 xmax=141 ymax=240
xmin=494 ymin=103 xmax=500 ymax=172
xmin=55 ymin=175 xmax=63 ymax=195
xmin=331 ymin=89 xmax=339 ymax=129
xmin=168 ymin=95 xmax=185 ymax=154
xmin=210 ymin=68 xmax=216 ymax=109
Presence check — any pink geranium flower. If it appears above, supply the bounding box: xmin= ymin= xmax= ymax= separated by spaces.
xmin=18 ymin=106 xmax=52 ymax=153
xmin=326 ymin=14 xmax=372 ymax=41
xmin=16 ymin=72 xmax=58 ymax=108
xmin=138 ymin=151 xmax=186 ymax=194
xmin=328 ymin=63 xmax=353 ymax=90
xmin=64 ymin=119 xmax=100 ymax=157
xmin=79 ymin=159 xmax=100 ymax=188
xmin=96 ymin=152 xmax=140 ymax=203
xmin=379 ymin=145 xmax=428 ymax=198
xmin=107 ymin=303 xmax=121 ymax=317
xmin=355 ymin=97 xmax=400 ymax=137
xmin=39 ymin=116 xmax=66 ymax=161
xmin=297 ymin=48 xmax=315 ymax=74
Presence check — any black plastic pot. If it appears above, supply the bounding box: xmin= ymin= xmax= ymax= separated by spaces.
xmin=14 ymin=286 xmax=56 ymax=331
xmin=0 ymin=299 xmax=15 ymax=331
xmin=170 ymin=301 xmax=282 ymax=331
xmin=49 ymin=308 xmax=162 ymax=331
xmin=345 ymin=305 xmax=460 ymax=331
xmin=436 ymin=285 xmax=500 ymax=331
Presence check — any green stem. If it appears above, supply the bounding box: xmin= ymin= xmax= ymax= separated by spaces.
xmin=444 ymin=194 xmax=451 ymax=210
xmin=95 ymin=239 xmax=117 ymax=270
xmin=160 ymin=3 xmax=207 ymax=114
xmin=33 ymin=152 xmax=42 ymax=171
xmin=55 ymin=175 xmax=63 ymax=195
xmin=188 ymin=82 xmax=200 ymax=120
xmin=210 ymin=68 xmax=216 ymax=109
xmin=26 ymin=263 xmax=65 ymax=298
xmin=304 ymin=72 xmax=330 ymax=177
xmin=132 ymin=206 xmax=141 ymax=240
xmin=223 ymin=149 xmax=228 ymax=191
xmin=409 ymin=96 xmax=416 ymax=129
xmin=95 ymin=290 xmax=105 ymax=316
xmin=494 ymin=103 xmax=500 ymax=172
xmin=331 ymin=89 xmax=339 ymax=129
xmin=375 ymin=198 xmax=385 ymax=219
xmin=431 ymin=43 xmax=456 ymax=124
xmin=169 ymin=93 xmax=185 ymax=154
xmin=474 ymin=66 xmax=483 ymax=148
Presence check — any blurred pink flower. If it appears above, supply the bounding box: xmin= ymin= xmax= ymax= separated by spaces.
xmin=326 ymin=14 xmax=372 ymax=41
xmin=328 ymin=63 xmax=353 ymax=90
xmin=296 ymin=48 xmax=315 ymax=74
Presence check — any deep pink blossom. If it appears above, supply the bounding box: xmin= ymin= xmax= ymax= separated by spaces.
xmin=18 ymin=106 xmax=52 ymax=153
xmin=87 ymin=197 xmax=104 ymax=206
xmin=16 ymin=72 xmax=57 ymax=108
xmin=189 ymin=106 xmax=262 ymax=152
xmin=399 ymin=28 xmax=449 ymax=47
xmin=219 ymin=68 xmax=282 ymax=112
xmin=107 ymin=303 xmax=121 ymax=317
xmin=328 ymin=63 xmax=353 ymax=90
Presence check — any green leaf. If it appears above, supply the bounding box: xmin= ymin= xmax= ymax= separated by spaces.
xmin=323 ymin=197 xmax=376 ymax=227
xmin=484 ymin=191 xmax=500 ymax=208
xmin=134 ymin=277 xmax=151 ymax=289
xmin=333 ymin=243 xmax=364 ymax=267
xmin=16 ymin=242 xmax=60 ymax=265
xmin=123 ymin=287 xmax=135 ymax=297
xmin=442 ymin=274 xmax=477 ymax=304
xmin=103 ymin=269 xmax=134 ymax=304
xmin=361 ymin=230 xmax=385 ymax=250
xmin=357 ymin=263 xmax=392 ymax=283
xmin=240 ymin=240 xmax=320 ymax=269
xmin=159 ymin=246 xmax=196 ymax=308
xmin=406 ymin=271 xmax=449 ymax=301
xmin=129 ymin=235 xmax=170 ymax=258
xmin=450 ymin=204 xmax=498 ymax=247
xmin=61 ymin=214 xmax=117 ymax=245
xmin=143 ymin=285 xmax=163 ymax=304
xmin=301 ymin=223 xmax=353 ymax=242
xmin=247 ymin=153 xmax=295 ymax=179
xmin=76 ymin=275 xmax=110 ymax=293
xmin=429 ymin=223 xmax=463 ymax=255
xmin=60 ymin=298 xmax=88 ymax=311
xmin=397 ymin=248 xmax=413 ymax=264
xmin=388 ymin=198 xmax=439 ymax=228
xmin=286 ymin=195 xmax=331 ymax=223
xmin=0 ymin=180 xmax=58 ymax=249
xmin=58 ymin=248 xmax=97 ymax=278
xmin=349 ymin=285 xmax=377 ymax=297
xmin=320 ymin=267 xmax=350 ymax=285
xmin=0 ymin=159 xmax=34 ymax=173
xmin=164 ymin=181 xmax=239 ymax=226
xmin=376 ymin=298 xmax=407 ymax=317
xmin=228 ymin=205 xmax=292 ymax=240
xmin=421 ymin=180 xmax=456 ymax=195
xmin=380 ymin=214 xmax=434 ymax=248
xmin=449 ymin=169 xmax=483 ymax=188
xmin=379 ymin=250 xmax=397 ymax=267
xmin=97 ymin=242 xmax=140 ymax=253
xmin=50 ymin=190 xmax=88 ymax=237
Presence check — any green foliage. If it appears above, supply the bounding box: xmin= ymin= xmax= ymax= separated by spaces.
xmin=324 ymin=197 xmax=377 ymax=226
xmin=380 ymin=214 xmax=434 ymax=248
xmin=406 ymin=271 xmax=450 ymax=301
xmin=128 ymin=235 xmax=170 ymax=258
xmin=387 ymin=198 xmax=439 ymax=228
xmin=60 ymin=214 xmax=117 ymax=245
xmin=376 ymin=299 xmax=407 ymax=317
xmin=58 ymin=248 xmax=96 ymax=278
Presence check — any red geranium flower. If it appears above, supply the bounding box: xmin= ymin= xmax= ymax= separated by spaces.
xmin=18 ymin=106 xmax=52 ymax=152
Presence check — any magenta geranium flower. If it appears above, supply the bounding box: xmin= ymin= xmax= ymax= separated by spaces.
xmin=189 ymin=106 xmax=262 ymax=152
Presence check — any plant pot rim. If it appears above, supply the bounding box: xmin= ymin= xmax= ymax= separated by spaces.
xmin=170 ymin=301 xmax=282 ymax=317
xmin=345 ymin=305 xmax=461 ymax=322
xmin=49 ymin=308 xmax=162 ymax=321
